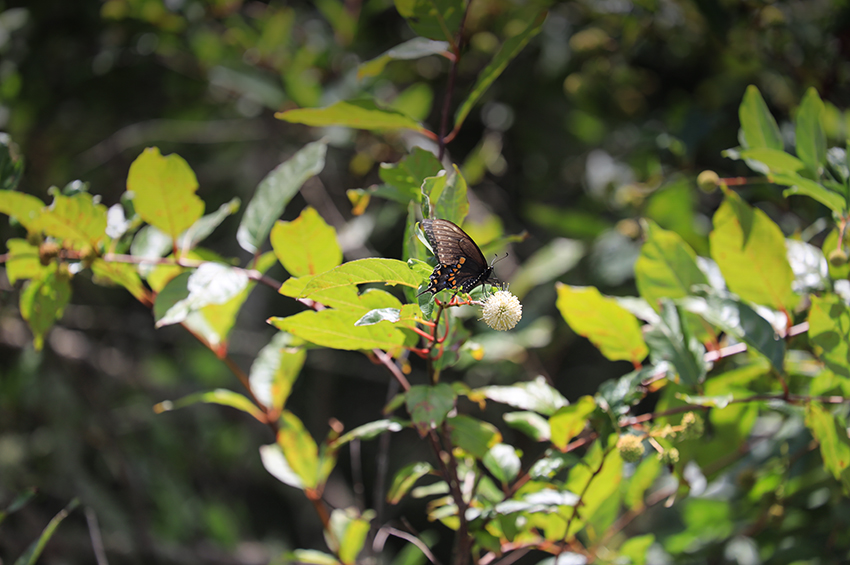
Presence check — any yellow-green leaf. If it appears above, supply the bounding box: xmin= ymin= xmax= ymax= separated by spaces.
xmin=0 ymin=190 xmax=43 ymax=231
xmin=635 ymin=220 xmax=708 ymax=309
xmin=5 ymin=239 xmax=45 ymax=283
xmin=91 ymin=259 xmax=149 ymax=302
xmin=20 ymin=267 xmax=72 ymax=351
xmin=271 ymin=206 xmax=342 ymax=277
xmin=555 ymin=283 xmax=648 ymax=364
xmin=446 ymin=414 xmax=502 ymax=458
xmin=739 ymin=85 xmax=782 ymax=150
xmin=795 ymin=87 xmax=827 ymax=172
xmin=709 ymin=190 xmax=797 ymax=311
xmin=268 ymin=309 xmax=409 ymax=352
xmin=249 ymin=332 xmax=306 ymax=411
xmin=278 ymin=410 xmax=319 ymax=490
xmin=127 ymin=147 xmax=204 ymax=238
xmin=33 ymin=192 xmax=108 ymax=246
xmin=806 ymin=403 xmax=850 ymax=493
xmin=299 ymin=258 xmax=423 ymax=297
xmin=154 ymin=388 xmax=265 ymax=422
xmin=549 ymin=396 xmax=596 ymax=450
xmin=809 ymin=294 xmax=850 ymax=379
xmin=276 ymin=100 xmax=424 ymax=132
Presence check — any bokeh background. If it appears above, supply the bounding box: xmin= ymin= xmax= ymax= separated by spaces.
xmin=1 ymin=0 xmax=849 ymax=562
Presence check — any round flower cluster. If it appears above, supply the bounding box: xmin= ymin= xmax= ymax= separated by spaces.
xmin=481 ymin=290 xmax=523 ymax=331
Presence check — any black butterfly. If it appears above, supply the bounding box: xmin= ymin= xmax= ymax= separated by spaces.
xmin=417 ymin=218 xmax=501 ymax=296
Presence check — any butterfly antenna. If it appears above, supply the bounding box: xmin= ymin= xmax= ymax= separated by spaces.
xmin=490 ymin=252 xmax=509 ymax=266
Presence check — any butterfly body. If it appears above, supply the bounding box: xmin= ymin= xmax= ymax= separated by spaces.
xmin=418 ymin=219 xmax=499 ymax=296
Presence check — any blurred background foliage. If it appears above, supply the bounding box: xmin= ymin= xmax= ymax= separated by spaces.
xmin=2 ymin=0 xmax=850 ymax=562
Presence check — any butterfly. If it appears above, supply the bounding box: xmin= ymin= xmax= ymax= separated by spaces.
xmin=417 ymin=218 xmax=501 ymax=296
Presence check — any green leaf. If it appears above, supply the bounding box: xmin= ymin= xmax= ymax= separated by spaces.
xmin=619 ymin=534 xmax=656 ymax=565
xmin=269 ymin=308 xmax=409 ymax=352
xmin=236 ymin=140 xmax=327 ymax=254
xmin=379 ymin=147 xmax=442 ymax=203
xmin=154 ymin=388 xmax=265 ymax=420
xmin=446 ymin=414 xmax=502 ymax=458
xmin=675 ymin=393 xmax=734 ymax=408
xmin=635 ymin=220 xmax=708 ymax=309
xmin=33 ymin=192 xmax=108 ymax=246
xmin=493 ymin=489 xmax=579 ymax=516
xmin=338 ymin=512 xmax=372 ymax=565
xmin=249 ymin=332 xmax=306 ymax=411
xmin=358 ymin=38 xmax=449 ymax=80
xmin=276 ymin=100 xmax=424 ymax=132
xmin=563 ymin=440 xmax=622 ymax=537
xmin=795 ymin=87 xmax=827 ymax=172
xmin=454 ymin=10 xmax=546 ymax=131
xmin=0 ymin=190 xmax=43 ymax=231
xmin=406 ymin=383 xmax=455 ymax=435
xmin=0 ymin=134 xmax=24 ymax=192
xmin=278 ymin=410 xmax=320 ymax=490
xmin=332 ymin=419 xmax=406 ymax=448
xmin=503 ymin=411 xmax=550 ymax=441
xmin=772 ymin=172 xmax=847 ymax=214
xmin=809 ymin=294 xmax=850 ymax=379
xmin=679 ymin=287 xmax=784 ymax=373
xmin=299 ymin=258 xmax=423 ymax=297
xmin=271 ymin=206 xmax=342 ymax=276
xmin=555 ymin=283 xmax=648 ymax=364
xmin=709 ymin=190 xmax=798 ymax=311
xmin=155 ymin=264 xmax=249 ymax=327
xmin=644 ymin=300 xmax=706 ymax=386
xmin=5 ymin=239 xmax=45 ymax=283
xmin=286 ymin=550 xmax=341 ymax=565
xmin=13 ymin=498 xmax=79 ymax=565
xmin=805 ymin=403 xmax=850 ymax=493
xmin=388 ymin=461 xmax=434 ymax=504
xmin=739 ymin=148 xmax=805 ymax=175
xmin=90 ymin=259 xmax=149 ymax=302
xmin=394 ymin=0 xmax=464 ymax=41
xmin=483 ymin=443 xmax=521 ymax=484
xmin=509 ymin=238 xmax=584 ymax=299
xmin=260 ymin=444 xmax=304 ymax=489
xmin=422 ymin=165 xmax=468 ymax=226
xmin=178 ymin=197 xmax=240 ymax=251
xmin=625 ymin=456 xmax=661 ymax=510
xmin=20 ymin=268 xmax=72 ymax=350
xmin=471 ymin=376 xmax=567 ymax=416
xmin=738 ymin=85 xmax=782 ymax=150
xmin=127 ymin=147 xmax=204 ymax=239
xmin=549 ymin=396 xmax=596 ymax=450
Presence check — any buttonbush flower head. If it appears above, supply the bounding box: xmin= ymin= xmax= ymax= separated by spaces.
xmin=617 ymin=434 xmax=645 ymax=463
xmin=481 ymin=290 xmax=522 ymax=331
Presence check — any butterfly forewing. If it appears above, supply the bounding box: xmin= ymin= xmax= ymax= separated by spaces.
xmin=418 ymin=218 xmax=498 ymax=295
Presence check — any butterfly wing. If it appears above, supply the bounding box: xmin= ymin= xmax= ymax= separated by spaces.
xmin=418 ymin=219 xmax=496 ymax=295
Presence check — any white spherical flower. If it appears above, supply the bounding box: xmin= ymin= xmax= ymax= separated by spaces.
xmin=481 ymin=290 xmax=522 ymax=331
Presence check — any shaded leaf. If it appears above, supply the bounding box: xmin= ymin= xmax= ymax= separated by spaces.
xmin=380 ymin=147 xmax=442 ymax=203
xmin=154 ymin=388 xmax=265 ymax=421
xmin=644 ymin=300 xmax=705 ymax=386
xmin=796 ymin=87 xmax=827 ymax=172
xmin=738 ymin=85 xmax=782 ymax=150
xmin=447 ymin=414 xmax=501 ymax=458
xmin=127 ymin=147 xmax=204 ymax=239
xmin=271 ymin=206 xmax=342 ymax=277
xmin=625 ymin=456 xmax=661 ymax=510
xmin=422 ymin=166 xmax=468 ymax=226
xmin=483 ymin=443 xmax=521 ymax=484
xmin=0 ymin=134 xmax=24 ymax=192
xmin=454 ymin=11 xmax=546 ymax=130
xmin=503 ymin=411 xmax=550 ymax=442
xmin=406 ymin=384 xmax=455 ymax=435
xmin=555 ymin=283 xmax=648 ymax=364
xmin=20 ymin=268 xmax=72 ymax=350
xmin=13 ymin=498 xmax=79 ymax=565
xmin=809 ymin=294 xmax=850 ymax=379
xmin=179 ymin=197 xmax=240 ymax=251
xmin=358 ymin=38 xmax=449 ymax=79
xmin=394 ymin=0 xmax=464 ymax=41
xmin=772 ymin=173 xmax=846 ymax=213
xmin=509 ymin=238 xmax=584 ymax=299
xmin=805 ymin=403 xmax=850 ymax=493
xmin=237 ymin=141 xmax=327 ymax=253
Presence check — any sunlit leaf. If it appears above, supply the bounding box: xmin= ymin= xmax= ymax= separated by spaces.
xmin=709 ymin=190 xmax=798 ymax=311
xmin=249 ymin=332 xmax=306 ymax=411
xmin=796 ymin=87 xmax=827 ymax=172
xmin=299 ymin=258 xmax=423 ymax=297
xmin=260 ymin=444 xmax=304 ymax=489
xmin=276 ymin=100 xmax=424 ymax=132
xmin=337 ymin=512 xmax=372 ymax=565
xmin=454 ymin=10 xmax=546 ymax=131
xmin=644 ymin=300 xmax=705 ymax=386
xmin=20 ymin=267 xmax=72 ymax=350
xmin=33 ymin=192 xmax=108 ymax=246
xmin=358 ymin=38 xmax=449 ymax=80
xmin=422 ymin=166 xmax=468 ymax=226
xmin=809 ymin=294 xmax=850 ymax=379
xmin=379 ymin=147 xmax=442 ymax=203
xmin=562 ymin=439 xmax=622 ymax=537
xmin=739 ymin=148 xmax=805 ymax=175
xmin=286 ymin=550 xmax=341 ymax=565
xmin=0 ymin=189 xmax=43 ymax=231
xmin=483 ymin=443 xmax=521 ymax=484
xmin=155 ymin=264 xmax=249 ymax=328
xmin=503 ymin=411 xmax=550 ymax=442
xmin=624 ymin=456 xmax=661 ymax=510
xmin=269 ymin=308 xmax=409 ymax=352
xmin=470 ymin=376 xmax=567 ymax=416
xmin=555 ymin=283 xmax=648 ymax=364
xmin=772 ymin=173 xmax=846 ymax=213
xmin=278 ymin=410 xmax=319 ymax=490
xmin=270 ymin=206 xmax=342 ymax=277
xmin=805 ymin=403 xmax=850 ymax=493
xmin=388 ymin=461 xmax=434 ymax=504
xmin=549 ymin=396 xmax=596 ymax=451
xmin=332 ymin=419 xmax=406 ymax=448
xmin=738 ymin=85 xmax=782 ymax=151
xmin=237 ymin=141 xmax=327 ymax=254
xmin=127 ymin=147 xmax=204 ymax=239
xmin=153 ymin=388 xmax=265 ymax=421
xmin=5 ymin=239 xmax=44 ymax=283
xmin=635 ymin=220 xmax=708 ymax=309
xmin=91 ymin=259 xmax=149 ymax=302
xmin=619 ymin=534 xmax=656 ymax=565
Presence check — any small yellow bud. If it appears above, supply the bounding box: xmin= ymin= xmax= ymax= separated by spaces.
xmin=617 ymin=434 xmax=645 ymax=463
xmin=697 ymin=170 xmax=721 ymax=193
xmin=658 ymin=447 xmax=679 ymax=465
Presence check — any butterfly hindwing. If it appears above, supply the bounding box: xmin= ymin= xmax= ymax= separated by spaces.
xmin=418 ymin=219 xmax=497 ymax=296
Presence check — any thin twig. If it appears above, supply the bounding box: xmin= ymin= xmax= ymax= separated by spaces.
xmin=86 ymin=506 xmax=110 ymax=565
xmin=374 ymin=526 xmax=443 ymax=565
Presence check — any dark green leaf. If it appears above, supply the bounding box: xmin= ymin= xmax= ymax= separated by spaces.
xmin=406 ymin=383 xmax=455 ymax=434
xmin=394 ymin=0 xmax=464 ymax=42
xmin=644 ymin=300 xmax=706 ymax=386
xmin=795 ymin=87 xmax=826 ymax=172
xmin=738 ymin=85 xmax=782 ymax=150
xmin=19 ymin=268 xmax=72 ymax=350
xmin=14 ymin=498 xmax=79 ymax=565
xmin=0 ymin=133 xmax=24 ymax=191
xmin=446 ymin=414 xmax=501 ymax=458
